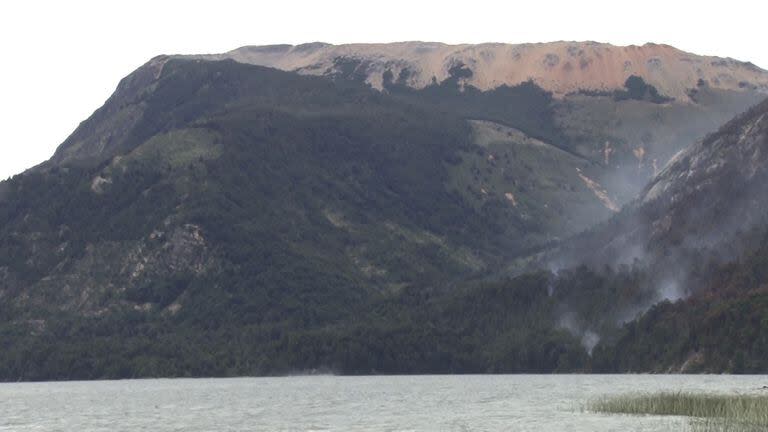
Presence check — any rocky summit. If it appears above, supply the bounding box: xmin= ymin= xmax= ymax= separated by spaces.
xmin=203 ymin=41 xmax=768 ymax=100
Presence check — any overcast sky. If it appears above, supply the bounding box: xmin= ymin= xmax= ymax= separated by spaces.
xmin=1 ymin=0 xmax=767 ymax=179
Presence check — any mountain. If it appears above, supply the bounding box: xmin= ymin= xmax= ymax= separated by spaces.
xmin=0 ymin=56 xmax=593 ymax=379
xmin=201 ymin=41 xmax=768 ymax=208
xmin=546 ymin=99 xmax=768 ymax=372
xmin=3 ymin=58 xmax=492 ymax=314
xmin=45 ymin=43 xmax=768 ymax=235
xmin=0 ymin=43 xmax=767 ymax=380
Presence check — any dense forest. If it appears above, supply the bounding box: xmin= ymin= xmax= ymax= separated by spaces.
xmin=4 ymin=246 xmax=768 ymax=380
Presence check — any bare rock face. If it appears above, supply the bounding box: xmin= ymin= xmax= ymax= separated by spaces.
xmin=549 ymin=98 xmax=768 ymax=271
xmin=200 ymin=41 xmax=768 ymax=100
xmin=638 ymin=99 xmax=768 ymax=247
xmin=9 ymin=222 xmax=216 ymax=315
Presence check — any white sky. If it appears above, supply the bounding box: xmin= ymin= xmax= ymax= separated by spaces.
xmin=1 ymin=0 xmax=767 ymax=180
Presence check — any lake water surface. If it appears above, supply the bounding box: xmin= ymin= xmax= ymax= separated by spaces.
xmin=1 ymin=375 xmax=767 ymax=431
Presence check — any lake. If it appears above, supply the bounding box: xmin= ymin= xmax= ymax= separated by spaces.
xmin=1 ymin=375 xmax=766 ymax=431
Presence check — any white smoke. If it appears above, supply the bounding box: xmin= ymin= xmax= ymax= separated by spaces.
xmin=557 ymin=312 xmax=601 ymax=355
xmin=656 ymin=278 xmax=685 ymax=302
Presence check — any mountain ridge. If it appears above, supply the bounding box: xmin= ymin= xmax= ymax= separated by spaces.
xmin=189 ymin=41 xmax=768 ymax=101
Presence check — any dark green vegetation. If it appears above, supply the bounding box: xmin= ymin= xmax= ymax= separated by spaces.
xmin=590 ymin=392 xmax=768 ymax=431
xmin=0 ymin=267 xmax=651 ymax=380
xmin=614 ymin=75 xmax=674 ymax=104
xmin=0 ymin=53 xmax=767 ymax=380
xmin=593 ymin=232 xmax=768 ymax=373
xmin=382 ymin=62 xmax=568 ymax=146
xmin=573 ymin=75 xmax=673 ymax=104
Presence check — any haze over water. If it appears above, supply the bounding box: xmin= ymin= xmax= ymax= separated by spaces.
xmin=2 ymin=375 xmax=767 ymax=431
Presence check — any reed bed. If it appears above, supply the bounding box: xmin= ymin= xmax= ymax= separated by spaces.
xmin=588 ymin=392 xmax=768 ymax=432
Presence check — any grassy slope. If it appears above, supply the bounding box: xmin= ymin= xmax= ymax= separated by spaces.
xmin=447 ymin=120 xmax=612 ymax=249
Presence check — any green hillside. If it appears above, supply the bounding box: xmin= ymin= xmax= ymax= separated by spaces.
xmin=1 ymin=54 xmax=766 ymax=380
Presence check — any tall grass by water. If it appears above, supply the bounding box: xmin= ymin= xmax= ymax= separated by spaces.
xmin=589 ymin=392 xmax=768 ymax=431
